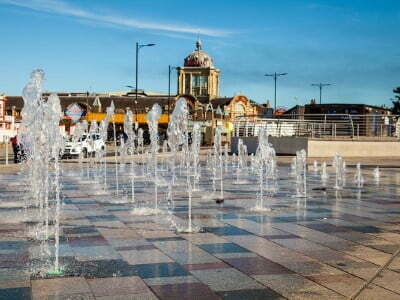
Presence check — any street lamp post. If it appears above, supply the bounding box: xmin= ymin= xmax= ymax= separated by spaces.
xmin=168 ymin=65 xmax=178 ymax=122
xmin=135 ymin=42 xmax=156 ymax=101
xmin=265 ymin=72 xmax=288 ymax=113
xmin=311 ymin=83 xmax=332 ymax=104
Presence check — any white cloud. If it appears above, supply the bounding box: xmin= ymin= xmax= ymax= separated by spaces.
xmin=0 ymin=0 xmax=231 ymax=37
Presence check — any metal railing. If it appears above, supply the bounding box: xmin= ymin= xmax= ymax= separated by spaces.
xmin=233 ymin=114 xmax=400 ymax=140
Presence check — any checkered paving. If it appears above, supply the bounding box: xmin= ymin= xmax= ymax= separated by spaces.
xmin=1 ymin=161 xmax=400 ymax=299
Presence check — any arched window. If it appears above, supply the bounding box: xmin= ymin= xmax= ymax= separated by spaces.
xmin=234 ymin=103 xmax=246 ymax=117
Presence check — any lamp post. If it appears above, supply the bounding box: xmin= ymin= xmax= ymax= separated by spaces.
xmin=265 ymin=72 xmax=288 ymax=114
xmin=311 ymin=83 xmax=332 ymax=104
xmin=135 ymin=42 xmax=156 ymax=101
xmin=168 ymin=65 xmax=178 ymax=122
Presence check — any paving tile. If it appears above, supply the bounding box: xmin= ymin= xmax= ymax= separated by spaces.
xmin=389 ymin=256 xmax=400 ymax=270
xmin=302 ymin=223 xmax=350 ymax=233
xmin=204 ymin=226 xmax=252 ymax=236
xmin=264 ymin=234 xmax=299 ymax=239
xmin=131 ymin=262 xmax=190 ymax=279
xmin=74 ymin=246 xmax=121 ymax=261
xmin=181 ymin=233 xmax=228 ymax=245
xmin=120 ymin=249 xmax=173 ymax=265
xmin=153 ymin=240 xmax=221 ymax=265
xmin=107 ymin=239 xmax=151 ymax=248
xmin=86 ymin=215 xmax=118 ymax=222
xmin=63 ymin=226 xmax=99 ymax=235
xmin=216 ymin=288 xmax=285 ymax=300
xmin=31 ymin=277 xmax=91 ymax=298
xmin=182 ymin=261 xmax=231 ymax=271
xmin=356 ymin=283 xmax=400 ymax=300
xmin=87 ymin=276 xmax=150 ymax=297
xmin=0 ymin=280 xmax=30 ymax=290
xmin=97 ymin=228 xmax=141 ymax=239
xmin=372 ymin=269 xmax=400 ymax=294
xmin=64 ymin=259 xmax=138 ymax=278
xmin=69 ymin=235 xmax=109 ymax=247
xmin=213 ymin=252 xmax=258 ymax=259
xmin=223 ymin=257 xmax=294 ymax=276
xmin=349 ymin=225 xmax=382 ymax=233
xmin=225 ymin=235 xmax=316 ymax=264
xmin=144 ymin=275 xmax=198 ymax=286
xmin=0 ymin=269 xmax=30 ymax=284
xmin=146 ymin=236 xmax=185 ymax=242
xmin=45 ymin=293 xmax=95 ymax=300
xmin=306 ymin=274 xmax=364 ymax=297
xmin=150 ymin=282 xmax=220 ymax=300
xmin=284 ymin=261 xmax=344 ymax=276
xmin=0 ymin=287 xmax=31 ymax=300
xmin=342 ymin=245 xmax=392 ymax=266
xmin=95 ymin=293 xmax=158 ymax=300
xmin=198 ymin=243 xmax=250 ymax=254
xmin=343 ymin=266 xmax=381 ymax=281
xmin=0 ymin=241 xmax=28 ymax=251
xmin=366 ymin=243 xmax=399 ymax=254
xmin=272 ymin=237 xmax=328 ymax=252
xmin=190 ymin=268 xmax=264 ymax=292
xmin=254 ymin=274 xmax=346 ymax=299
xmin=0 ymin=251 xmax=29 ymax=268
xmin=116 ymin=244 xmax=157 ymax=251
xmin=138 ymin=230 xmax=181 ymax=239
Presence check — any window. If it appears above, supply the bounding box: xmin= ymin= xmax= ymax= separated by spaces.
xmin=185 ymin=75 xmax=190 ymax=94
xmin=191 ymin=75 xmax=208 ymax=96
xmin=234 ymin=103 xmax=246 ymax=117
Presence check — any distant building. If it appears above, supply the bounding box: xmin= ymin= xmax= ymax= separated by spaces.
xmin=284 ymin=103 xmax=393 ymax=137
xmin=0 ymin=94 xmax=18 ymax=141
xmin=177 ymin=39 xmax=220 ymax=102
xmin=2 ymin=39 xmax=262 ymax=144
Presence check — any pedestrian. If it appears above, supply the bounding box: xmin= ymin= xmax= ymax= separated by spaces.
xmin=10 ymin=135 xmax=19 ymax=163
xmin=384 ymin=116 xmax=390 ymax=136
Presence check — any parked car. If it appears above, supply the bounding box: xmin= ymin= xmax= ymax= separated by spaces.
xmin=62 ymin=134 xmax=105 ymax=158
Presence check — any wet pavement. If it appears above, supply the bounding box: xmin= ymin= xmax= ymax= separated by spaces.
xmin=1 ymin=157 xmax=400 ymax=299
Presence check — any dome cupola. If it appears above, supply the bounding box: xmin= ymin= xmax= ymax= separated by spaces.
xmin=184 ymin=38 xmax=214 ymax=68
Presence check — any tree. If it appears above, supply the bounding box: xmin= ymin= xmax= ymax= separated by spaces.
xmin=392 ymin=87 xmax=400 ymax=114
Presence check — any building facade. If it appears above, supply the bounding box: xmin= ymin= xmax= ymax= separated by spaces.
xmin=177 ymin=39 xmax=220 ymax=102
xmin=2 ymin=39 xmax=262 ymax=144
xmin=0 ymin=94 xmax=18 ymax=141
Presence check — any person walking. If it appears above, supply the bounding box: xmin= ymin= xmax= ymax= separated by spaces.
xmin=384 ymin=116 xmax=390 ymax=137
xmin=10 ymin=135 xmax=19 ymax=163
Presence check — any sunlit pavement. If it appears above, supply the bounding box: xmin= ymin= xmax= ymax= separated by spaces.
xmin=1 ymin=157 xmax=400 ymax=300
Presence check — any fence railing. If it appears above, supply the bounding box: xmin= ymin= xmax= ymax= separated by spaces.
xmin=233 ymin=114 xmax=400 ymax=139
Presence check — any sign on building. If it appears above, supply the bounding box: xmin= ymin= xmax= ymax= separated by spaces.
xmin=65 ymin=103 xmax=84 ymax=123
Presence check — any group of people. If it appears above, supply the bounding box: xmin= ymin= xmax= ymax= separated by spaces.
xmin=10 ymin=135 xmax=25 ymax=163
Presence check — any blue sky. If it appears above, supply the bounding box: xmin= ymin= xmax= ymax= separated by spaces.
xmin=0 ymin=0 xmax=399 ymax=108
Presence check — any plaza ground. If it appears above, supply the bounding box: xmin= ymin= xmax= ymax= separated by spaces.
xmin=0 ymin=152 xmax=400 ymax=299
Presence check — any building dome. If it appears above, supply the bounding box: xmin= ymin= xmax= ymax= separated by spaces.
xmin=184 ymin=39 xmax=214 ymax=68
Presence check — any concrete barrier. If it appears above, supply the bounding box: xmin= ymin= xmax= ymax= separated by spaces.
xmin=231 ymin=136 xmax=258 ymax=154
xmin=231 ymin=136 xmax=400 ymax=157
xmin=231 ymin=136 xmax=308 ymax=155
xmin=308 ymin=140 xmax=400 ymax=157
xmin=269 ymin=137 xmax=308 ymax=155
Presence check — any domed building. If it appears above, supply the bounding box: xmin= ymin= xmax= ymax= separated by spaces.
xmin=184 ymin=39 xmax=214 ymax=68
xmin=177 ymin=39 xmax=220 ymax=102
xmin=177 ymin=39 xmax=263 ymax=121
